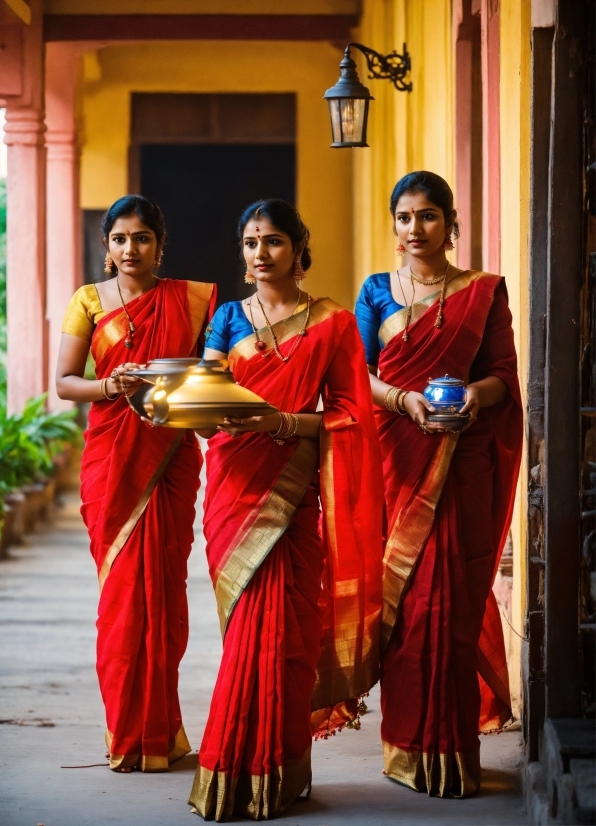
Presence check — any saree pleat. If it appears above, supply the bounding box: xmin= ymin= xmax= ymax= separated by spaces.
xmin=190 ymin=300 xmax=383 ymax=820
xmin=195 ymin=488 xmax=322 ymax=820
xmin=377 ymin=272 xmax=522 ymax=797
xmin=80 ymin=278 xmax=214 ymax=771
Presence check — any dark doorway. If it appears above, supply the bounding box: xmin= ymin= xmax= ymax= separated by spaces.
xmin=140 ymin=143 xmax=295 ymax=306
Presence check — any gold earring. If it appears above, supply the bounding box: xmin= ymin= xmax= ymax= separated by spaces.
xmin=244 ymin=268 xmax=256 ymax=285
xmin=155 ymin=249 xmax=164 ymax=267
xmin=104 ymin=252 xmax=114 ymax=274
xmin=293 ymin=256 xmax=305 ymax=281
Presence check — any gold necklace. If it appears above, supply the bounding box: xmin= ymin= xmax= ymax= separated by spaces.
xmin=397 ymin=271 xmax=414 ymax=342
xmin=116 ymin=275 xmax=156 ymax=349
xmin=248 ymin=289 xmax=310 ymax=362
xmin=397 ymin=262 xmax=450 ymax=341
xmin=409 ymin=261 xmax=450 ymax=285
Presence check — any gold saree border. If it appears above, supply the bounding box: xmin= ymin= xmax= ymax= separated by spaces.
xmin=378 ymin=270 xmax=492 ymax=346
xmin=230 ymin=297 xmax=343 ymax=362
xmin=213 ymin=437 xmax=319 ymax=636
xmin=107 ymin=724 xmax=191 ymax=772
xmin=382 ymin=740 xmax=480 ymax=798
xmin=312 ymin=428 xmax=380 ymax=712
xmin=187 ymin=280 xmax=215 ymax=343
xmin=189 ymin=748 xmax=311 ymax=821
xmin=98 ymin=433 xmax=184 ymax=592
xmin=381 ymin=432 xmax=459 ymax=651
xmin=94 ymin=310 xmax=129 ymax=363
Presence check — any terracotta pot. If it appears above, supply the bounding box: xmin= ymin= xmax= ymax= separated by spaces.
xmin=53 ymin=444 xmax=81 ymax=492
xmin=3 ymin=491 xmax=26 ymax=546
xmin=22 ymin=483 xmax=47 ymax=533
xmin=52 ymin=445 xmax=74 ymax=493
xmin=0 ymin=504 xmax=15 ymax=558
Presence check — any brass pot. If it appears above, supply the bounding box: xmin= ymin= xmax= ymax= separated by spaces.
xmin=126 ymin=359 xmax=278 ymax=428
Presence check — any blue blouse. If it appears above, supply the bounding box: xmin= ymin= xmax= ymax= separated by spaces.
xmin=204 ymin=301 xmax=253 ymax=354
xmin=354 ymin=273 xmax=404 ymax=367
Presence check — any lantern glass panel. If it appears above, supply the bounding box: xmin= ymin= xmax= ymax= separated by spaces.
xmin=339 ymin=98 xmax=366 ymax=144
xmin=328 ymin=99 xmax=343 ymax=144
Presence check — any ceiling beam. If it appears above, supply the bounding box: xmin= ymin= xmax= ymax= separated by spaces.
xmin=44 ymin=13 xmax=357 ymax=42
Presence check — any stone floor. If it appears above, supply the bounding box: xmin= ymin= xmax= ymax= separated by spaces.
xmin=0 ymin=493 xmax=527 ymax=826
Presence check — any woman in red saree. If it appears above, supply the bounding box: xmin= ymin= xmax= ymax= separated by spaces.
xmin=355 ymin=172 xmax=523 ymax=797
xmin=190 ymin=199 xmax=383 ymax=820
xmin=56 ymin=196 xmax=215 ymax=772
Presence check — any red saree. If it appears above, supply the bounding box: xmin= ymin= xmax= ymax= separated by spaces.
xmin=189 ymin=299 xmax=383 ymax=821
xmin=80 ymin=278 xmax=214 ymax=771
xmin=377 ymin=271 xmax=522 ymax=797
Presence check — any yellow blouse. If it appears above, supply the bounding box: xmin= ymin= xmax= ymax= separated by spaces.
xmin=61 ymin=284 xmax=107 ymax=342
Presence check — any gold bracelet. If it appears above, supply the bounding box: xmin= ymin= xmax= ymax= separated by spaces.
xmin=397 ymin=390 xmax=409 ymax=415
xmin=270 ymin=412 xmax=299 ymax=444
xmin=286 ymin=413 xmax=299 ymax=438
xmin=384 ymin=386 xmax=401 ymax=413
xmin=271 ymin=412 xmax=288 ymax=444
xmin=100 ymin=378 xmax=115 ymax=401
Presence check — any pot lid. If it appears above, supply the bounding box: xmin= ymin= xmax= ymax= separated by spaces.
xmin=427 ymin=374 xmax=465 ymax=386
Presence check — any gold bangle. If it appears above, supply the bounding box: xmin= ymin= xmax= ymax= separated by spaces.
xmin=271 ymin=412 xmax=288 ymax=444
xmin=287 ymin=413 xmax=299 ymax=438
xmin=270 ymin=411 xmax=299 ymax=444
xmin=384 ymin=386 xmax=401 ymax=413
xmin=100 ymin=377 xmax=118 ymax=401
xmin=397 ymin=390 xmax=409 ymax=415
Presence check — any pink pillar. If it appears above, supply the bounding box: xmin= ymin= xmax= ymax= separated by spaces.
xmin=45 ymin=43 xmax=83 ymax=411
xmin=1 ymin=0 xmax=48 ymax=414
xmin=453 ymin=0 xmax=483 ymax=271
xmin=481 ymin=0 xmax=501 ymax=274
xmin=454 ymin=34 xmax=473 ymax=271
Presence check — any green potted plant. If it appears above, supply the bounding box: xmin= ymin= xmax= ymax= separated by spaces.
xmin=0 ymin=394 xmax=81 ymax=554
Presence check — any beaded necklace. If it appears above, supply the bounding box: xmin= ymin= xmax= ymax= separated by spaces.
xmin=396 ymin=262 xmax=450 ymax=341
xmin=247 ymin=289 xmax=310 ymax=362
xmin=116 ymin=274 xmax=157 ymax=349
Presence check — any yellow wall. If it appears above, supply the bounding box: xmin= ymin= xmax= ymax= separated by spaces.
xmin=352 ymin=0 xmax=531 ymax=715
xmin=79 ymin=41 xmax=354 ymax=308
xmin=353 ymin=0 xmax=454 ymax=289
xmin=499 ymin=0 xmax=531 ymax=715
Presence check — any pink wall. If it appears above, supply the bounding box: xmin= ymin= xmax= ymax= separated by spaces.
xmin=453 ymin=0 xmax=502 ymax=275
xmin=0 ymin=6 xmax=84 ymax=413
xmin=45 ymin=43 xmax=83 ymax=411
xmin=0 ymin=0 xmax=48 ymax=415
xmin=481 ymin=0 xmax=501 ymax=274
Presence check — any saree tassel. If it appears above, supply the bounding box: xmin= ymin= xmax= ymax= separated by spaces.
xmin=434 ymin=279 xmax=447 ymax=328
xmin=402 ymin=307 xmax=412 ymax=341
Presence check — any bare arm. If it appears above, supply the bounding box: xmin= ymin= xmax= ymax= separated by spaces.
xmin=55 ymin=333 xmax=143 ymax=403
xmin=367 ymin=365 xmax=507 ymax=430
xmin=367 ymin=365 xmax=436 ymax=428
xmin=202 ymin=346 xmax=322 ymax=440
xmin=459 ymin=375 xmax=507 ymax=421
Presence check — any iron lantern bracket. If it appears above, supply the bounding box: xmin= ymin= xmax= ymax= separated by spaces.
xmin=346 ymin=42 xmax=413 ymax=93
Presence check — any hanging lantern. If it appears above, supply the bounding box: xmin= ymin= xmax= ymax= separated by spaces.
xmin=323 ymin=43 xmax=413 ymax=149
xmin=323 ymin=47 xmax=373 ymax=148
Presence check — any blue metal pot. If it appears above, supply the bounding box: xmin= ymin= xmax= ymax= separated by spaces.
xmin=423 ymin=375 xmax=466 ymax=413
